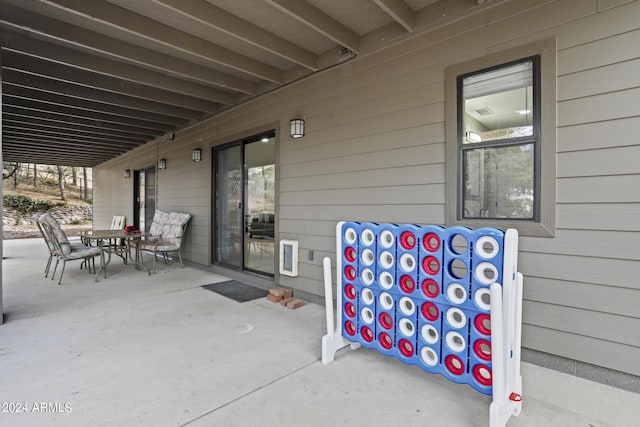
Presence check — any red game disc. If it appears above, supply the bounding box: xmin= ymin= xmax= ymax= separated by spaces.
xmin=399 ymin=275 xmax=416 ymax=293
xmin=398 ymin=339 xmax=414 ymax=357
xmin=473 ymin=364 xmax=492 ymax=386
xmin=344 ymin=302 xmax=356 ymax=318
xmin=379 ymin=332 xmax=393 ymax=349
xmin=474 ymin=314 xmax=491 ymax=336
xmin=400 ymin=231 xmax=416 ymax=250
xmin=422 ymin=256 xmax=440 ymax=275
xmin=344 ymin=265 xmax=356 ymax=281
xmin=379 ymin=312 xmax=394 ymax=329
xmin=361 ymin=326 xmax=374 ymax=342
xmin=344 ymin=246 xmax=356 ymax=263
xmin=344 ymin=320 xmax=356 ymax=336
xmin=445 ymin=355 xmax=465 ymax=375
xmin=473 ymin=339 xmax=492 ymax=361
xmin=344 ymin=284 xmax=356 ymax=300
xmin=421 ymin=278 xmax=439 ymax=298
xmin=421 ymin=302 xmax=439 ymax=321
xmin=423 ymin=232 xmax=441 ymax=252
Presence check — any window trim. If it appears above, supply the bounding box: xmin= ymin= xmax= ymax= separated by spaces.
xmin=445 ymin=38 xmax=557 ymax=237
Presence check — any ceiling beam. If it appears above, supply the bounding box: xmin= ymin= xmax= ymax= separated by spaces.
xmin=373 ymin=0 xmax=416 ymax=32
xmin=265 ymin=0 xmax=360 ymax=53
xmin=2 ymin=113 xmax=151 ymax=141
xmin=40 ymin=0 xmax=284 ymax=84
xmin=1 ymin=49 xmax=227 ymax=114
xmin=3 ymin=85 xmax=190 ymax=127
xmin=2 ymin=150 xmax=112 ymax=167
xmin=3 ymin=106 xmax=164 ymax=137
xmin=3 ymin=134 xmax=138 ymax=155
xmin=0 ymin=3 xmax=258 ymax=94
xmin=155 ymin=0 xmax=318 ymax=71
xmin=3 ymin=69 xmax=203 ymax=121
xmin=0 ymin=32 xmax=235 ymax=108
xmin=3 ymin=120 xmax=146 ymax=144
xmin=1 ymin=145 xmax=119 ymax=166
xmin=3 ymin=124 xmax=144 ymax=147
xmin=3 ymin=96 xmax=177 ymax=132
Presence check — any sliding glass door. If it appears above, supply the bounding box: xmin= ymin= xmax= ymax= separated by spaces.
xmin=214 ymin=131 xmax=275 ymax=275
xmin=134 ymin=166 xmax=155 ymax=232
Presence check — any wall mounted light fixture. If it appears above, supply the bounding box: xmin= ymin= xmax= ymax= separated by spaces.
xmin=124 ymin=169 xmax=131 ymax=179
xmin=158 ymin=159 xmax=166 ymax=170
xmin=192 ymin=148 xmax=202 ymax=162
xmin=290 ymin=118 xmax=305 ymax=139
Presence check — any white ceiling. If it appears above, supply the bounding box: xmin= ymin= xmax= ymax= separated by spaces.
xmin=1 ymin=0 xmax=483 ymax=166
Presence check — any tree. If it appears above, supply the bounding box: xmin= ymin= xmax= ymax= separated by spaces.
xmin=2 ymin=162 xmax=20 ymax=181
xmin=57 ymin=165 xmax=67 ymax=201
xmin=83 ymin=167 xmax=89 ymax=200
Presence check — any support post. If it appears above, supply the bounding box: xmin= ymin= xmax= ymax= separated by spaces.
xmin=0 ymin=48 xmax=4 ymax=324
xmin=321 ymin=256 xmax=351 ymax=363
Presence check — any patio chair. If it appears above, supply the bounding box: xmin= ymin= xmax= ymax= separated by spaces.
xmin=138 ymin=210 xmax=192 ymax=273
xmin=39 ymin=213 xmax=102 ymax=285
xmin=81 ymin=215 xmax=126 ymax=244
xmin=33 ymin=213 xmax=58 ymax=278
xmin=106 ymin=215 xmax=127 ymax=262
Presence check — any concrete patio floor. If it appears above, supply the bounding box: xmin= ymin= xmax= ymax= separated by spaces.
xmin=1 ymin=238 xmax=638 ymax=427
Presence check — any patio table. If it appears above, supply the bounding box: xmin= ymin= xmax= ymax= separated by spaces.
xmin=80 ymin=230 xmax=152 ymax=281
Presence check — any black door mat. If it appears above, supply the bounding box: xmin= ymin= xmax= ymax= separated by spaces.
xmin=201 ymin=280 xmax=268 ymax=303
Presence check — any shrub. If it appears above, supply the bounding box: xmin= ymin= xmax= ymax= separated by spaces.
xmin=3 ymin=194 xmax=66 ymax=215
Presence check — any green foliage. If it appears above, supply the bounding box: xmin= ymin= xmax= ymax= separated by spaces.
xmin=3 ymin=194 xmax=67 ymax=215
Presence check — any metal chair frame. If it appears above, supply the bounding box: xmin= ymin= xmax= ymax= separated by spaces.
xmin=40 ymin=218 xmax=102 ymax=285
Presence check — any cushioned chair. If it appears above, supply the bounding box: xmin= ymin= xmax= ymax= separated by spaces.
xmin=138 ymin=210 xmax=192 ymax=273
xmin=33 ymin=213 xmax=58 ymax=278
xmin=38 ymin=213 xmax=102 ymax=285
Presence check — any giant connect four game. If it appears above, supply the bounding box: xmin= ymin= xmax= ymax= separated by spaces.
xmin=322 ymin=221 xmax=524 ymax=427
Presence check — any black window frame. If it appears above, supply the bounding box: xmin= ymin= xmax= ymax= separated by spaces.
xmin=456 ymin=55 xmax=542 ymax=222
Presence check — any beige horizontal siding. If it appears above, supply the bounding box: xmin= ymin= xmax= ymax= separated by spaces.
xmin=557 ymin=146 xmax=640 ymax=177
xmin=523 ymin=324 xmax=640 ymax=376
xmin=524 ymin=277 xmax=640 ymax=318
xmin=280 ymin=164 xmax=445 ymax=192
xmin=557 ymin=204 xmax=640 ymax=231
xmin=558 ymin=57 xmax=640 ymax=101
xmin=94 ymin=0 xmax=640 ymax=375
xmin=524 ymin=301 xmax=640 ymax=347
xmin=520 ymin=229 xmax=640 ymax=261
xmin=557 ymin=117 xmax=640 ymax=152
xmin=557 ymin=175 xmax=640 ymax=203
xmin=519 ymin=252 xmax=639 ymax=290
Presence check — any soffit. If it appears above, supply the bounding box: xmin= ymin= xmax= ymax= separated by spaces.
xmin=1 ymin=0 xmax=489 ymax=167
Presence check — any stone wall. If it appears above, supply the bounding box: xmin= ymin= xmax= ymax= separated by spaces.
xmin=3 ymin=204 xmax=93 ymax=227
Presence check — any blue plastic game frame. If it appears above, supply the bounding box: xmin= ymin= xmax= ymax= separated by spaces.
xmin=322 ymin=221 xmax=523 ymax=427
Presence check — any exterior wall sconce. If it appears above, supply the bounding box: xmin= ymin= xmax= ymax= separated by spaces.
xmin=290 ymin=118 xmax=305 ymax=139
xmin=124 ymin=169 xmax=131 ymax=179
xmin=192 ymin=148 xmax=202 ymax=162
xmin=158 ymin=159 xmax=167 ymax=170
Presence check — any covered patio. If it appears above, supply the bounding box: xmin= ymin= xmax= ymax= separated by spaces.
xmin=0 ymin=237 xmax=637 ymax=426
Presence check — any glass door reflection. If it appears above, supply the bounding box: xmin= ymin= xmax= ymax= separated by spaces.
xmin=215 ymin=145 xmax=243 ymax=268
xmin=244 ymin=138 xmax=275 ymax=274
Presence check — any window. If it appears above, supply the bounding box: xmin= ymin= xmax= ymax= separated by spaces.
xmin=445 ymin=38 xmax=556 ymax=237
